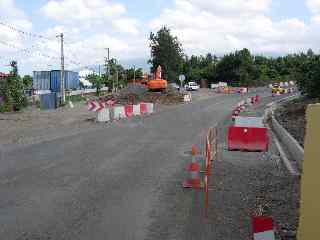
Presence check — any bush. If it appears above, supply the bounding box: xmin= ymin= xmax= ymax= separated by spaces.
xmin=0 ymin=75 xmax=27 ymax=112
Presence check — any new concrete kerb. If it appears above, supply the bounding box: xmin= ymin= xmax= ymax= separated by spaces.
xmin=265 ymin=94 xmax=304 ymax=172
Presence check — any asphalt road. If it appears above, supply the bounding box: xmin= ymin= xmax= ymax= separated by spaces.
xmin=0 ymin=91 xmax=265 ymax=240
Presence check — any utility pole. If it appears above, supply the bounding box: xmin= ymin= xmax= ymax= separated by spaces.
xmin=104 ymin=48 xmax=113 ymax=92
xmin=59 ymin=33 xmax=65 ymax=104
xmin=116 ymin=70 xmax=119 ymax=92
xmin=133 ymin=65 xmax=136 ymax=84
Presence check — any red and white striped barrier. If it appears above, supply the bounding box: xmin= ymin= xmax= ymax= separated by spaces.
xmin=146 ymin=103 xmax=154 ymax=114
xmin=252 ymin=216 xmax=275 ymax=240
xmin=140 ymin=102 xmax=147 ymax=115
xmin=125 ymin=105 xmax=133 ymax=118
xmin=113 ymin=106 xmax=126 ymax=120
xmin=89 ymin=102 xmax=155 ymax=122
xmin=88 ymin=100 xmax=105 ymax=112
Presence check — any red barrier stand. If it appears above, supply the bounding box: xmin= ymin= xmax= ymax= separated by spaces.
xmin=228 ymin=126 xmax=269 ymax=152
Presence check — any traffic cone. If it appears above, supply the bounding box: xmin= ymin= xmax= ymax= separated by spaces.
xmin=183 ymin=145 xmax=203 ymax=189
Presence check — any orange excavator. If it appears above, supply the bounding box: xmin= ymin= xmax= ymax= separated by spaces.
xmin=142 ymin=65 xmax=167 ymax=92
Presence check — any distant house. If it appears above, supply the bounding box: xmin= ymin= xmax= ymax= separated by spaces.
xmin=0 ymin=72 xmax=10 ymax=79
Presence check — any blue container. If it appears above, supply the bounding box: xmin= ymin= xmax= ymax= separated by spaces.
xmin=50 ymin=70 xmax=79 ymax=92
xmin=33 ymin=71 xmax=51 ymax=90
xmin=40 ymin=93 xmax=57 ymax=110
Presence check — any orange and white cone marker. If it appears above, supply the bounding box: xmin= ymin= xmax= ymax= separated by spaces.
xmin=183 ymin=145 xmax=202 ymax=189
xmin=252 ymin=216 xmax=275 ymax=240
xmin=205 ymin=138 xmax=212 ymax=176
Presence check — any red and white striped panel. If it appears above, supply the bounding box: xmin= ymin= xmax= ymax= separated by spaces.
xmin=113 ymin=106 xmax=126 ymax=120
xmin=133 ymin=104 xmax=141 ymax=116
xmin=88 ymin=101 xmax=105 ymax=112
xmin=140 ymin=102 xmax=147 ymax=115
xmin=252 ymin=216 xmax=275 ymax=240
xmin=125 ymin=105 xmax=133 ymax=118
xmin=146 ymin=103 xmax=154 ymax=114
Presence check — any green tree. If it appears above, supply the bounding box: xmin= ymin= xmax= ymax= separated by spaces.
xmin=86 ymin=73 xmax=103 ymax=95
xmin=22 ymin=75 xmax=33 ymax=89
xmin=149 ymin=27 xmax=184 ymax=82
xmin=125 ymin=68 xmax=143 ymax=81
xmin=0 ymin=61 xmax=27 ymax=112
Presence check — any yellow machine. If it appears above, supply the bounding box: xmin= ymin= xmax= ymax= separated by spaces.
xmin=272 ymin=83 xmax=285 ymax=94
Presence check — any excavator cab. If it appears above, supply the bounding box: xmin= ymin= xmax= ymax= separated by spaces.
xmin=147 ymin=66 xmax=168 ymax=92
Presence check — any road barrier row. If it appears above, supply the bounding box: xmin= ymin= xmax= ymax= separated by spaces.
xmin=88 ymin=101 xmax=155 ymax=122
xmin=232 ymin=95 xmax=260 ymax=120
xmin=216 ymin=87 xmax=250 ymax=94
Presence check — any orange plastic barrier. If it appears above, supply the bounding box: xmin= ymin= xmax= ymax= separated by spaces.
xmin=228 ymin=126 xmax=269 ymax=152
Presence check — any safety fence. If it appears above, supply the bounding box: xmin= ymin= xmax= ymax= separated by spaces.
xmin=88 ymin=100 xmax=155 ymax=123
xmin=182 ymin=126 xmax=219 ymax=218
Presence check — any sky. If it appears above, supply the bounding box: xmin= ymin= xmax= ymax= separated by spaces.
xmin=1 ymin=0 xmax=320 ymax=75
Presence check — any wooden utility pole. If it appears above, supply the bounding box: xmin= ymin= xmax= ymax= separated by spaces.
xmin=116 ymin=70 xmax=119 ymax=92
xmin=59 ymin=33 xmax=65 ymax=104
xmin=133 ymin=65 xmax=136 ymax=84
xmin=105 ymin=48 xmax=113 ymax=92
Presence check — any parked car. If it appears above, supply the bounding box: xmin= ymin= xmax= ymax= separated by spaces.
xmin=168 ymin=83 xmax=180 ymax=91
xmin=185 ymin=82 xmax=200 ymax=91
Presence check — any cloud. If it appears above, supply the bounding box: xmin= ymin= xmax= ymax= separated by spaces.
xmin=0 ymin=0 xmax=33 ymax=64
xmin=306 ymin=0 xmax=320 ymax=14
xmin=41 ymin=0 xmax=126 ymax=22
xmin=37 ymin=0 xmax=147 ymax=71
xmin=149 ymin=0 xmax=315 ymax=55
xmin=183 ymin=0 xmax=272 ymax=15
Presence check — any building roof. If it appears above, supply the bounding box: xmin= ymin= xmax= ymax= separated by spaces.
xmin=0 ymin=72 xmax=10 ymax=78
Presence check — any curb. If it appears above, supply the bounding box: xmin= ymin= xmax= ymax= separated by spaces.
xmin=265 ymin=94 xmax=304 ymax=173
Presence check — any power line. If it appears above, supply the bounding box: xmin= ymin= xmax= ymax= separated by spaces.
xmin=0 ymin=39 xmax=82 ymax=68
xmin=0 ymin=21 xmax=56 ymax=41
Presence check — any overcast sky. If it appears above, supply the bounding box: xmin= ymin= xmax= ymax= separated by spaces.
xmin=1 ymin=0 xmax=320 ymax=75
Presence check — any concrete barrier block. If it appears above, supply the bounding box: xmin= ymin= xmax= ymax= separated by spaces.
xmin=114 ymin=106 xmax=126 ymax=120
xmin=97 ymin=108 xmax=110 ymax=122
xmin=133 ymin=104 xmax=141 ymax=116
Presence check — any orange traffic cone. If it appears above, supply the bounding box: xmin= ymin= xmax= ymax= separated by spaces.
xmin=183 ymin=145 xmax=203 ymax=189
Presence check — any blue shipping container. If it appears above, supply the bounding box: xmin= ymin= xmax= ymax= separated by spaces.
xmin=40 ymin=93 xmax=57 ymax=110
xmin=33 ymin=71 xmax=51 ymax=90
xmin=50 ymin=70 xmax=80 ymax=92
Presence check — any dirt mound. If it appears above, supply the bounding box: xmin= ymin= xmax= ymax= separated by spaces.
xmin=102 ymin=84 xmax=185 ymax=105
